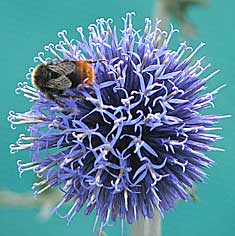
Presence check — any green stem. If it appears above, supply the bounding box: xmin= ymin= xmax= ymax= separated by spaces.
xmin=132 ymin=210 xmax=161 ymax=236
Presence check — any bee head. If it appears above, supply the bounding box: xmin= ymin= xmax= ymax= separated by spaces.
xmin=31 ymin=64 xmax=50 ymax=89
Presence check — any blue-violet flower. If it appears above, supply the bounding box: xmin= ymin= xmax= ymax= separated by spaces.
xmin=9 ymin=12 xmax=226 ymax=233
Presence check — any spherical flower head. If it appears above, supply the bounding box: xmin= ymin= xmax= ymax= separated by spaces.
xmin=9 ymin=12 xmax=226 ymax=233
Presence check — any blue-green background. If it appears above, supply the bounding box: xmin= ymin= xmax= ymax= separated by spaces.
xmin=1 ymin=0 xmax=234 ymax=235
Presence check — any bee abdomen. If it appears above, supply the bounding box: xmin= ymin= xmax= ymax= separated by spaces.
xmin=75 ymin=61 xmax=95 ymax=85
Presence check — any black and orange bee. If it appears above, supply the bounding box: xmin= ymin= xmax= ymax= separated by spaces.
xmin=32 ymin=60 xmax=106 ymax=101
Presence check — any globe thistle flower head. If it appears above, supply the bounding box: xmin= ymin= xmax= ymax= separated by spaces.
xmin=9 ymin=12 xmax=226 ymax=233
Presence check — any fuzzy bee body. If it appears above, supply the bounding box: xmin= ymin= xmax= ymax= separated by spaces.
xmin=32 ymin=60 xmax=99 ymax=101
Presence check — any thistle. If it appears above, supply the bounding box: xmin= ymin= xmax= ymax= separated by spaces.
xmin=9 ymin=12 xmax=225 ymax=234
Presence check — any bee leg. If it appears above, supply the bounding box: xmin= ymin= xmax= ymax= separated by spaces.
xmin=46 ymin=92 xmax=56 ymax=101
xmin=85 ymin=59 xmax=109 ymax=64
xmin=59 ymin=94 xmax=86 ymax=100
xmin=46 ymin=92 xmax=65 ymax=107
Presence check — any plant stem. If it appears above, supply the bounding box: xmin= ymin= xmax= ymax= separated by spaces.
xmin=132 ymin=210 xmax=161 ymax=236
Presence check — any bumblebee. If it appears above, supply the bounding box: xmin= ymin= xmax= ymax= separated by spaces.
xmin=32 ymin=60 xmax=105 ymax=101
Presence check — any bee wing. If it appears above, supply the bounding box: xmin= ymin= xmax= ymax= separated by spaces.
xmin=46 ymin=75 xmax=72 ymax=90
xmin=48 ymin=61 xmax=76 ymax=75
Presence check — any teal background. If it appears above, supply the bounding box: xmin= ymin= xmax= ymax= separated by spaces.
xmin=0 ymin=0 xmax=234 ymax=235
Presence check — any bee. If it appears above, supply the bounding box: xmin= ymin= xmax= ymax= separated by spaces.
xmin=32 ymin=60 xmax=105 ymax=101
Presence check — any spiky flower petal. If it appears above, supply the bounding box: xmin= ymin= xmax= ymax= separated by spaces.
xmin=9 ymin=12 xmax=226 ymax=233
